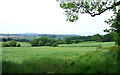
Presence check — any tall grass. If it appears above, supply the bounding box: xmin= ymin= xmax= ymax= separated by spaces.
xmin=2 ymin=46 xmax=120 ymax=73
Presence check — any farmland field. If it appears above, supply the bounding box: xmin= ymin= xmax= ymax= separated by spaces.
xmin=59 ymin=41 xmax=115 ymax=47
xmin=17 ymin=42 xmax=31 ymax=47
xmin=2 ymin=42 xmax=120 ymax=73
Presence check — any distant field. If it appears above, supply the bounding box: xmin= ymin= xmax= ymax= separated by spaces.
xmin=59 ymin=41 xmax=115 ymax=47
xmin=17 ymin=42 xmax=31 ymax=47
xmin=2 ymin=42 xmax=119 ymax=73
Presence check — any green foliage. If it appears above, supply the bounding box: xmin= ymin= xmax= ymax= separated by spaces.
xmin=45 ymin=43 xmax=51 ymax=46
xmin=105 ymin=10 xmax=120 ymax=46
xmin=58 ymin=0 xmax=120 ymax=22
xmin=74 ymin=40 xmax=79 ymax=44
xmin=92 ymin=34 xmax=102 ymax=42
xmin=98 ymin=7 xmax=102 ymax=12
xmin=30 ymin=37 xmax=56 ymax=47
xmin=8 ymin=40 xmax=17 ymax=47
xmin=2 ymin=38 xmax=7 ymax=42
xmin=17 ymin=44 xmax=21 ymax=47
xmin=2 ymin=42 xmax=9 ymax=47
xmin=105 ymin=10 xmax=120 ymax=33
xmin=65 ymin=38 xmax=72 ymax=44
xmin=58 ymin=0 xmax=120 ymax=46
xmin=2 ymin=40 xmax=21 ymax=47
xmin=52 ymin=43 xmax=58 ymax=47
xmin=38 ymin=41 xmax=44 ymax=46
xmin=115 ymin=33 xmax=120 ymax=46
xmin=64 ymin=33 xmax=115 ymax=43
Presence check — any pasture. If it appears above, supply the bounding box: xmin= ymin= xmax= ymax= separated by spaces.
xmin=59 ymin=41 xmax=115 ymax=47
xmin=2 ymin=42 xmax=120 ymax=73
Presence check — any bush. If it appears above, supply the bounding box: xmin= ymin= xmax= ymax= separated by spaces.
xmin=65 ymin=38 xmax=72 ymax=44
xmin=45 ymin=43 xmax=52 ymax=46
xmin=2 ymin=43 xmax=9 ymax=47
xmin=8 ymin=40 xmax=17 ymax=47
xmin=2 ymin=40 xmax=21 ymax=47
xmin=17 ymin=44 xmax=21 ymax=47
xmin=30 ymin=38 xmax=56 ymax=47
xmin=52 ymin=43 xmax=58 ymax=47
xmin=2 ymin=38 xmax=7 ymax=42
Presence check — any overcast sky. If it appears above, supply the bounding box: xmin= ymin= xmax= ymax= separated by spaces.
xmin=0 ymin=0 xmax=113 ymax=36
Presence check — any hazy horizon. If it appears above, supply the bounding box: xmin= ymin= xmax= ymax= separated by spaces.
xmin=0 ymin=32 xmax=107 ymax=36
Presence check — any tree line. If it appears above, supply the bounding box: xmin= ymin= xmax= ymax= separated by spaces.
xmin=64 ymin=32 xmax=116 ymax=44
xmin=30 ymin=37 xmax=58 ymax=47
xmin=1 ymin=32 xmax=116 ymax=47
xmin=1 ymin=37 xmax=29 ymax=42
xmin=2 ymin=40 xmax=21 ymax=47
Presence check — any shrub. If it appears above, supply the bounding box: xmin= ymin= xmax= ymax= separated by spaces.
xmin=8 ymin=40 xmax=17 ymax=47
xmin=38 ymin=41 xmax=44 ymax=46
xmin=30 ymin=38 xmax=56 ymax=47
xmin=45 ymin=43 xmax=52 ymax=46
xmin=2 ymin=38 xmax=7 ymax=42
xmin=17 ymin=44 xmax=21 ymax=47
xmin=52 ymin=43 xmax=58 ymax=47
xmin=2 ymin=43 xmax=9 ymax=47
xmin=2 ymin=40 xmax=21 ymax=47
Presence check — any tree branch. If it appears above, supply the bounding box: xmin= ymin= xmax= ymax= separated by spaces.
xmin=89 ymin=1 xmax=120 ymax=17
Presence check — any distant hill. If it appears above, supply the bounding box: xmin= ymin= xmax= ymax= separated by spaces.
xmin=0 ymin=33 xmax=79 ymax=40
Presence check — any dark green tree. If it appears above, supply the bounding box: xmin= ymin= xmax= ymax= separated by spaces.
xmin=92 ymin=34 xmax=102 ymax=42
xmin=30 ymin=37 xmax=56 ymax=47
xmin=52 ymin=43 xmax=58 ymax=47
xmin=2 ymin=38 xmax=7 ymax=42
xmin=115 ymin=33 xmax=120 ymax=46
xmin=8 ymin=40 xmax=17 ymax=47
xmin=102 ymin=34 xmax=111 ymax=42
xmin=30 ymin=39 xmax=38 ymax=46
xmin=7 ymin=37 xmax=13 ymax=41
xmin=58 ymin=0 xmax=120 ymax=46
xmin=105 ymin=10 xmax=120 ymax=46
xmin=75 ymin=40 xmax=79 ymax=44
xmin=38 ymin=41 xmax=44 ymax=46
xmin=65 ymin=38 xmax=72 ymax=44
xmin=102 ymin=32 xmax=116 ymax=42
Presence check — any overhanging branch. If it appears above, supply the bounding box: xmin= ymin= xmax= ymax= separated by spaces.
xmin=89 ymin=1 xmax=120 ymax=17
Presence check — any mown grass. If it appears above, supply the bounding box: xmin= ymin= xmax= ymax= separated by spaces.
xmin=2 ymin=42 xmax=120 ymax=73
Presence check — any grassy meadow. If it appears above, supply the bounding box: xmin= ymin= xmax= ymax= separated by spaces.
xmin=2 ymin=41 xmax=120 ymax=73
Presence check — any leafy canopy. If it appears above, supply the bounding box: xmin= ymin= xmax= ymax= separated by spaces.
xmin=57 ymin=0 xmax=120 ymax=22
xmin=57 ymin=0 xmax=120 ymax=34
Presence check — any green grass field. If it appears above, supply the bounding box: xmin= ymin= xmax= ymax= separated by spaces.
xmin=59 ymin=41 xmax=115 ymax=47
xmin=17 ymin=42 xmax=31 ymax=47
xmin=2 ymin=42 xmax=120 ymax=73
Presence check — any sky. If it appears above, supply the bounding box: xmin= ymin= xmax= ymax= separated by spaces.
xmin=0 ymin=0 xmax=113 ymax=36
